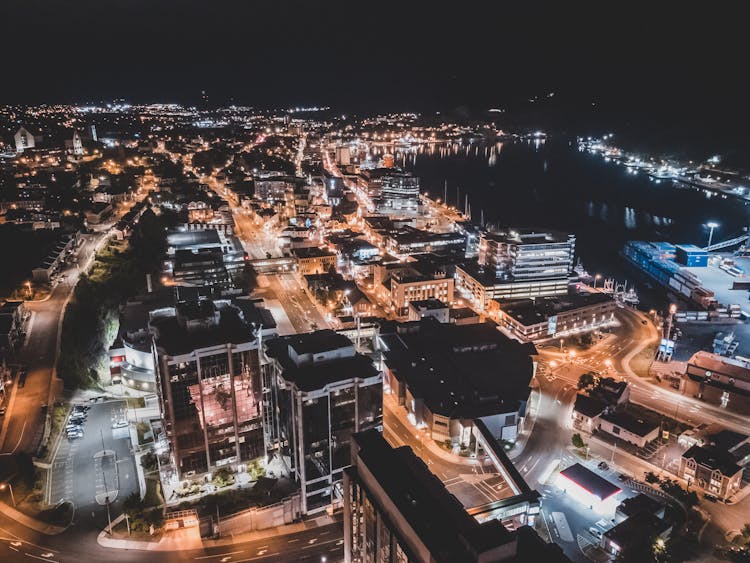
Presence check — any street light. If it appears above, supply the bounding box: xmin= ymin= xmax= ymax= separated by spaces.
xmin=705 ymin=221 xmax=719 ymax=249
xmin=0 ymin=482 xmax=15 ymax=506
xmin=593 ymin=273 xmax=601 ymax=290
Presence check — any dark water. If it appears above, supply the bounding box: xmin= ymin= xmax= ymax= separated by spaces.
xmin=379 ymin=139 xmax=749 ymax=286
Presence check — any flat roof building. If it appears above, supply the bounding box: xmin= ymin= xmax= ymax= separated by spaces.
xmin=344 ymin=430 xmax=571 ymax=563
xmin=489 ymin=292 xmax=617 ymax=342
xmin=263 ymin=330 xmax=383 ymax=514
xmin=153 ymin=293 xmax=275 ymax=480
xmin=557 ymin=463 xmax=621 ymax=514
xmin=379 ymin=318 xmax=536 ymax=447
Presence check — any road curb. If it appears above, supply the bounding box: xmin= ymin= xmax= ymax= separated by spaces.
xmin=0 ymin=500 xmax=67 ymax=536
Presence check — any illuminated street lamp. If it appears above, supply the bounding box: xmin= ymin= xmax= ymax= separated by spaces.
xmin=0 ymin=482 xmax=15 ymax=506
xmin=705 ymin=221 xmax=719 ymax=249
xmin=593 ymin=273 xmax=601 ymax=290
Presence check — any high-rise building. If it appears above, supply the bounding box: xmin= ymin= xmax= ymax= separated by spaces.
xmin=344 ymin=430 xmax=571 ymax=563
xmin=375 ymin=172 xmax=420 ymax=214
xmin=152 ymin=292 xmax=276 ymax=479
xmin=478 ymin=229 xmax=576 ymax=281
xmin=457 ymin=229 xmax=576 ymax=309
xmin=263 ymin=330 xmax=383 ymax=514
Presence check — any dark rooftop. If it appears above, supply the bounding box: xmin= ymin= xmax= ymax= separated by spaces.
xmin=496 ymin=292 xmax=614 ymax=326
xmin=264 ymin=331 xmax=379 ymax=392
xmin=409 ymin=298 xmax=447 ymax=311
xmin=600 ymin=411 xmax=658 ymax=438
xmin=151 ymin=298 xmax=257 ymax=356
xmin=291 ymin=246 xmax=336 ymax=259
xmin=351 ymin=430 xmax=570 ymax=563
xmin=286 ymin=329 xmax=352 ymax=356
xmin=573 ymin=393 xmax=607 ymax=419
xmin=604 ymin=512 xmax=670 ymax=550
xmin=682 ymin=444 xmax=742 ymax=476
xmin=559 ymin=463 xmax=622 ymax=501
xmin=380 ymin=318 xmax=536 ymax=418
xmin=616 ymin=493 xmax=664 ymax=519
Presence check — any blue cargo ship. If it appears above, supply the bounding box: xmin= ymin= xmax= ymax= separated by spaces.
xmin=622 ymin=241 xmax=716 ymax=308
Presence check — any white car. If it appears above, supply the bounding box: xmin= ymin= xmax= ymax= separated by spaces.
xmin=112 ymin=420 xmax=128 ymax=429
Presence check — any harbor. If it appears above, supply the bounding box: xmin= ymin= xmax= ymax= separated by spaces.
xmin=622 ymin=239 xmax=750 ymax=317
xmin=579 ymin=136 xmax=750 ymax=204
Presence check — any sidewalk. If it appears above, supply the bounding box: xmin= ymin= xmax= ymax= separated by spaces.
xmin=97 ymin=513 xmax=340 ymax=551
xmin=0 ymin=500 xmax=66 ymax=535
xmin=383 ymin=399 xmax=477 ymax=467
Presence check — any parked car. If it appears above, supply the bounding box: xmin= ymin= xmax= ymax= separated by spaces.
xmin=598 ymin=461 xmax=609 ymax=471
xmin=588 ymin=527 xmax=603 ymax=540
xmin=617 ymin=473 xmax=630 ymax=482
xmin=704 ymin=493 xmax=718 ymax=503
xmin=0 ymin=407 xmax=6 ymax=416
xmin=112 ymin=420 xmax=128 ymax=429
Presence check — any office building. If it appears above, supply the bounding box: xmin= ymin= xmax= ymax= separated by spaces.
xmin=263 ymin=330 xmax=383 ymax=514
xmin=389 ymin=269 xmax=454 ymax=314
xmin=489 ymin=292 xmax=617 ymax=341
xmin=375 ymin=172 xmax=420 ymax=214
xmin=335 ymin=145 xmax=351 ymax=166
xmin=344 ymin=430 xmax=570 ymax=563
xmin=457 ymin=229 xmax=575 ymax=310
xmin=379 ymin=318 xmax=536 ymax=446
xmin=478 ymin=230 xmax=576 ymax=280
xmin=153 ymin=293 xmax=276 ymax=479
xmin=292 ymin=246 xmax=338 ymax=275
xmin=456 ymin=262 xmax=572 ymax=310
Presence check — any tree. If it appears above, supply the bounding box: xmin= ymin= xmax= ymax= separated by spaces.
xmin=572 ymin=433 xmax=586 ymax=449
xmin=578 ymin=372 xmax=597 ymax=390
xmin=140 ymin=451 xmax=158 ymax=473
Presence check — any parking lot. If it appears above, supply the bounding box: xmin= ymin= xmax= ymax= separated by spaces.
xmin=539 ymin=455 xmax=641 ymax=562
xmin=48 ymin=399 xmax=138 ymax=528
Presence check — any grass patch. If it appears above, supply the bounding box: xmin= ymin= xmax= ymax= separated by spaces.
xmin=37 ymin=501 xmax=74 ymax=527
xmin=629 ymin=341 xmax=659 ymax=377
xmin=143 ymin=477 xmax=164 ymax=508
xmin=173 ymin=477 xmax=292 ymax=518
xmin=126 ymin=396 xmax=146 ymax=409
xmin=136 ymin=421 xmax=153 ymax=445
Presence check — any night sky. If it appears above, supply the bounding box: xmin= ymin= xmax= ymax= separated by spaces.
xmin=1 ymin=2 xmax=746 ymax=131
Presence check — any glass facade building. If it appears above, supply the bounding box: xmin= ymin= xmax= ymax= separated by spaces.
xmin=152 ymin=297 xmax=275 ymax=479
xmin=264 ymin=330 xmax=383 ymax=514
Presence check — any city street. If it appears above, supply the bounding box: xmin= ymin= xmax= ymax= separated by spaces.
xmin=0 ymin=507 xmax=344 ymax=563
xmin=382 ymin=394 xmax=513 ymax=511
xmin=0 ymin=232 xmax=102 ymax=456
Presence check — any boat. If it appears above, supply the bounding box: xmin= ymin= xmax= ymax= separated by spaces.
xmin=622 ymin=288 xmax=640 ymax=305
xmin=573 ymin=258 xmax=593 ymax=283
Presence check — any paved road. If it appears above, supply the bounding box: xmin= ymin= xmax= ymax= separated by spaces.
xmin=0 ymin=510 xmax=343 ymax=563
xmin=382 ymin=395 xmax=511 ymax=510
xmin=1 ymin=187 xmax=152 ymax=457
xmin=0 ymin=232 xmax=101 ymax=456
